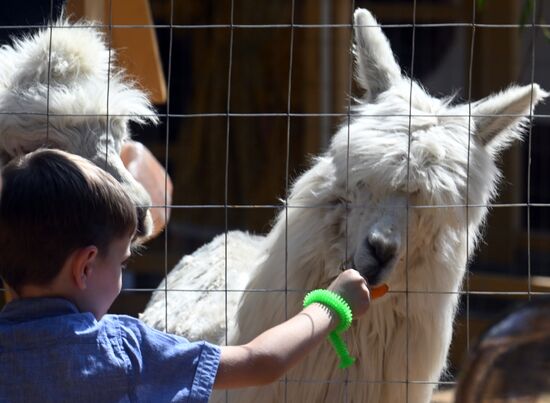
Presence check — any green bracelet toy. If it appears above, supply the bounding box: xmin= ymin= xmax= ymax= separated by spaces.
xmin=303 ymin=289 xmax=355 ymax=369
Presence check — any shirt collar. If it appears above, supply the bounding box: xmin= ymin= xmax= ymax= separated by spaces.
xmin=0 ymin=297 xmax=80 ymax=323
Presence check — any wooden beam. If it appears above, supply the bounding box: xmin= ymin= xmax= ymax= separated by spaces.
xmin=469 ymin=272 xmax=550 ymax=293
xmin=66 ymin=0 xmax=166 ymax=104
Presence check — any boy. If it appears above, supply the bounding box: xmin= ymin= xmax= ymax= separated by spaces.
xmin=0 ymin=149 xmax=371 ymax=402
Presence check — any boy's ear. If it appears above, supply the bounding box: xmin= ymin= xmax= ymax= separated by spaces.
xmin=69 ymin=246 xmax=99 ymax=290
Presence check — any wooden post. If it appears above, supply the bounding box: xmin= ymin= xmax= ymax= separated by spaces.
xmin=66 ymin=0 xmax=166 ymax=104
xmin=473 ymin=0 xmax=521 ymax=265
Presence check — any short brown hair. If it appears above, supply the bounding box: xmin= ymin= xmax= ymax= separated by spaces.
xmin=0 ymin=149 xmax=137 ymax=292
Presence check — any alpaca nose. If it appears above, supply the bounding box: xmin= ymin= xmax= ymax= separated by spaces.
xmin=367 ymin=231 xmax=397 ymax=267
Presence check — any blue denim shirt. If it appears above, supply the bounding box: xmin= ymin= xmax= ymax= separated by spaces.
xmin=0 ymin=298 xmax=221 ymax=403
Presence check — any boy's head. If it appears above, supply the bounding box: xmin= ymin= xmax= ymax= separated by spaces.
xmin=0 ymin=149 xmax=137 ymax=297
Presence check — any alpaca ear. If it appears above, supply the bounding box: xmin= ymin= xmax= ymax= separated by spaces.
xmin=353 ymin=8 xmax=402 ymax=101
xmin=69 ymin=246 xmax=99 ymax=291
xmin=473 ymin=84 xmax=548 ymax=153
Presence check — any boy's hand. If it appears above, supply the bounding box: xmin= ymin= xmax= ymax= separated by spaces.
xmin=327 ymin=269 xmax=371 ymax=318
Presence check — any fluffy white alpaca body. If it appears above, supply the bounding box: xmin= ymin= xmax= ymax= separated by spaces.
xmin=0 ymin=19 xmax=157 ymax=237
xmin=142 ymin=8 xmax=547 ymax=402
xmin=142 ymin=231 xmax=265 ymax=343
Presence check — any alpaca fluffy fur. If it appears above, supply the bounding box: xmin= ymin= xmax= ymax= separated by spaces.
xmin=0 ymin=19 xmax=157 ymax=237
xmin=141 ymin=8 xmax=548 ymax=402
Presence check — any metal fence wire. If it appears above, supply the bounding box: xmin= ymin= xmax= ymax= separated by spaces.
xmin=2 ymin=0 xmax=550 ymax=402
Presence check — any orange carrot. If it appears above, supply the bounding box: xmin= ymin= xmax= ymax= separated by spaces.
xmin=370 ymin=284 xmax=389 ymax=299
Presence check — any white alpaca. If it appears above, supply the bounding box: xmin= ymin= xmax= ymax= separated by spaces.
xmin=0 ymin=19 xmax=157 ymax=237
xmin=141 ymin=8 xmax=548 ymax=402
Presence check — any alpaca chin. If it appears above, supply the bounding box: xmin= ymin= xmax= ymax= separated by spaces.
xmin=135 ymin=207 xmax=153 ymax=242
xmin=361 ymin=264 xmax=395 ymax=286
xmin=352 ymin=246 xmax=402 ymax=286
xmin=118 ymin=179 xmax=153 ymax=242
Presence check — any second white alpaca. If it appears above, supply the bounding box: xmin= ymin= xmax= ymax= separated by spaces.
xmin=0 ymin=20 xmax=157 ymax=237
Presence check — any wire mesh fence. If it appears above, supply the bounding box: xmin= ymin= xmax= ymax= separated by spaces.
xmin=1 ymin=0 xmax=550 ymax=402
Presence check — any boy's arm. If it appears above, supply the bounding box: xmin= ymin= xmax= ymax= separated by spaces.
xmin=213 ymin=268 xmax=371 ymax=389
xmin=213 ymin=302 xmax=335 ymax=389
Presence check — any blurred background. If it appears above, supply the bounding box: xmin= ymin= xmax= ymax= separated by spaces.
xmin=1 ymin=0 xmax=549 ymax=397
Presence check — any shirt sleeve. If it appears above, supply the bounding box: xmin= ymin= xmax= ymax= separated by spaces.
xmin=115 ymin=315 xmax=221 ymax=403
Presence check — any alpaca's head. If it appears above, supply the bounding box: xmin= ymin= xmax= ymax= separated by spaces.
xmin=0 ymin=20 xmax=158 ymax=240
xmin=318 ymin=9 xmax=548 ymax=286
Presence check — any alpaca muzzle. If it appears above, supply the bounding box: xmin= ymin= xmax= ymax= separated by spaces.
xmin=353 ymin=230 xmax=400 ymax=285
xmin=94 ymin=152 xmax=154 ymax=242
xmin=120 ymin=179 xmax=153 ymax=242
